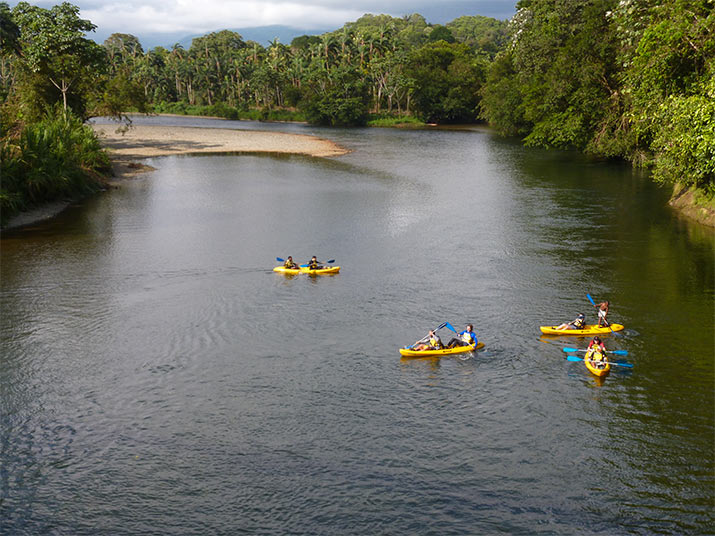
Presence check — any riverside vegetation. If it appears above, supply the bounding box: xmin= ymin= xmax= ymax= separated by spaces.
xmin=1 ymin=0 xmax=713 ymax=226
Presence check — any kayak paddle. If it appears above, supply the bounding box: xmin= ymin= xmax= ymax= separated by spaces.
xmin=566 ymin=355 xmax=633 ymax=368
xmin=299 ymin=259 xmax=336 ymax=267
xmin=406 ymin=322 xmax=448 ymax=349
xmin=562 ymin=347 xmax=628 ymax=356
xmin=276 ymin=257 xmax=285 ymax=262
xmin=444 ymin=322 xmax=458 ymax=334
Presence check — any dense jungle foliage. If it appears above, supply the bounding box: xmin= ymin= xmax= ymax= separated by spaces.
xmin=0 ymin=0 xmax=713 ymax=225
xmin=482 ymin=0 xmax=714 ymax=194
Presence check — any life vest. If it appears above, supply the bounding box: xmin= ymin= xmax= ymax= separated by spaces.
xmin=461 ymin=331 xmax=474 ymax=344
xmin=588 ymin=347 xmax=606 ymax=361
xmin=430 ymin=336 xmax=441 ymax=348
xmin=573 ymin=317 xmax=585 ymax=329
xmin=284 ymin=260 xmax=295 ymax=268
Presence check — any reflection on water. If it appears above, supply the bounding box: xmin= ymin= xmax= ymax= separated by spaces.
xmin=2 ymin=117 xmax=713 ymax=535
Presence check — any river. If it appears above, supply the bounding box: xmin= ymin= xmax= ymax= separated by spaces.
xmin=1 ymin=116 xmax=713 ymax=535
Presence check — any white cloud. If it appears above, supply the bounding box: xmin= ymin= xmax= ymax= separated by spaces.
xmin=81 ymin=1 xmax=376 ymax=35
xmin=7 ymin=0 xmax=516 ymax=46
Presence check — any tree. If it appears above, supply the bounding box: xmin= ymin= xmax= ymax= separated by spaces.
xmin=406 ymin=41 xmax=486 ymax=123
xmin=11 ymin=1 xmax=107 ymax=118
xmin=0 ymin=2 xmax=19 ymax=54
xmin=0 ymin=2 xmax=19 ymax=104
xmin=480 ymin=51 xmax=528 ymax=136
xmin=428 ymin=25 xmax=455 ymax=43
xmin=302 ymin=64 xmax=370 ymax=126
xmin=446 ymin=15 xmax=509 ymax=58
xmin=616 ymin=0 xmax=715 ymax=189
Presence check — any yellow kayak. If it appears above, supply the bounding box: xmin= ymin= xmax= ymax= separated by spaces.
xmin=540 ymin=324 xmax=624 ymax=336
xmin=300 ymin=266 xmax=340 ymax=275
xmin=273 ymin=265 xmax=341 ymax=275
xmin=399 ymin=341 xmax=484 ymax=358
xmin=273 ymin=266 xmax=301 ymax=275
xmin=584 ymin=348 xmax=611 ymax=377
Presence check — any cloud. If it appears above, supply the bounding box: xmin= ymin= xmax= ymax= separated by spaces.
xmin=82 ymin=1 xmax=367 ymax=35
xmin=7 ymin=0 xmax=516 ymax=47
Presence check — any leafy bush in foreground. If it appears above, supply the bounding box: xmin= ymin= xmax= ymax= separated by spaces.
xmin=1 ymin=109 xmax=110 ymax=225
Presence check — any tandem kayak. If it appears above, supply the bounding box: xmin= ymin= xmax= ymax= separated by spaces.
xmin=584 ymin=348 xmax=611 ymax=377
xmin=300 ymin=266 xmax=340 ymax=275
xmin=399 ymin=341 xmax=484 ymax=358
xmin=273 ymin=266 xmax=341 ymax=275
xmin=273 ymin=266 xmax=301 ymax=275
xmin=540 ymin=324 xmax=624 ymax=336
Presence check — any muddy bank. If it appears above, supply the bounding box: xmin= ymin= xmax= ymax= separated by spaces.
xmin=669 ymin=184 xmax=715 ymax=228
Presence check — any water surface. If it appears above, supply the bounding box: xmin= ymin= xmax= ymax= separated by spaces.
xmin=2 ymin=117 xmax=713 ymax=534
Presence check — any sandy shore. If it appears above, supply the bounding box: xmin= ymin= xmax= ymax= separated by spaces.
xmin=2 ymin=123 xmax=348 ymax=230
xmin=92 ymin=123 xmax=349 ymax=160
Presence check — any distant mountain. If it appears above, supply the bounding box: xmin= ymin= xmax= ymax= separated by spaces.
xmin=92 ymin=25 xmax=330 ymax=50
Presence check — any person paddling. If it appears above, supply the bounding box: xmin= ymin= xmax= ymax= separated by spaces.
xmin=593 ymin=300 xmax=610 ymax=327
xmin=413 ymin=330 xmax=443 ymax=351
xmin=446 ymin=324 xmax=478 ymax=348
xmin=586 ymin=336 xmax=608 ymax=367
xmin=306 ymin=256 xmax=324 ymax=270
xmin=283 ymin=256 xmax=298 ymax=269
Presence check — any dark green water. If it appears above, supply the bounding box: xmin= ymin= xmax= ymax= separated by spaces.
xmin=1 ymin=117 xmax=713 ymax=535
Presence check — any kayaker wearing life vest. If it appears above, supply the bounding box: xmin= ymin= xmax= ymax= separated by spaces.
xmin=306 ymin=256 xmax=323 ymax=270
xmin=556 ymin=313 xmax=586 ymax=330
xmin=446 ymin=324 xmax=478 ymax=348
xmin=588 ymin=336 xmax=606 ymax=353
xmin=413 ymin=330 xmax=443 ymax=351
xmin=586 ymin=336 xmax=607 ymax=364
xmin=594 ymin=300 xmax=610 ymax=326
xmin=283 ymin=256 xmax=298 ymax=269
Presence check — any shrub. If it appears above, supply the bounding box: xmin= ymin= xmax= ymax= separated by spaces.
xmin=1 ymin=108 xmax=110 ymax=225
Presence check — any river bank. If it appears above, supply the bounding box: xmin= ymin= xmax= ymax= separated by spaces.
xmin=668 ymin=183 xmax=715 ymax=228
xmin=91 ymin=122 xmax=349 ymax=160
xmin=1 ymin=123 xmax=348 ymax=231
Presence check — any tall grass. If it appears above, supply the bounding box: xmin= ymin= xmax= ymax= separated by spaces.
xmin=367 ymin=114 xmax=424 ymax=127
xmin=1 ymin=110 xmax=111 ymax=225
xmin=151 ymin=101 xmax=307 ymax=122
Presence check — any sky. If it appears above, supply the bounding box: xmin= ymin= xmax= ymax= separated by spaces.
xmin=9 ymin=1 xmax=517 ymax=48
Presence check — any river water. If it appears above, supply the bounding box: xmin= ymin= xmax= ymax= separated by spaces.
xmin=1 ymin=116 xmax=713 ymax=535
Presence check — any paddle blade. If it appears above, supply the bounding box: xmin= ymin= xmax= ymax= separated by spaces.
xmin=612 ymin=361 xmax=634 ymax=368
xmin=326 ymin=259 xmax=335 ymax=264
xmin=586 ymin=293 xmax=596 ymax=306
xmin=276 ymin=257 xmax=285 ymax=262
xmin=566 ymin=355 xmax=582 ymax=362
xmin=436 ymin=322 xmax=447 ymax=331
xmin=611 ymin=350 xmax=628 ymax=356
xmin=562 ymin=347 xmax=582 ymax=353
xmin=445 ymin=322 xmax=458 ymax=334
xmin=299 ymin=264 xmax=308 ymax=267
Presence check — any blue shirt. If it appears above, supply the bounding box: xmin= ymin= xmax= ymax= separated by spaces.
xmin=460 ymin=330 xmax=477 ymax=344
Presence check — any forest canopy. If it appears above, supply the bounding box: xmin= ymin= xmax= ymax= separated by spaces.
xmin=0 ymin=0 xmax=713 ymax=226
xmin=480 ymin=0 xmax=714 ymax=193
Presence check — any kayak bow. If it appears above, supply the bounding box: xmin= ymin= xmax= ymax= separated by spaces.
xmin=584 ymin=347 xmax=611 ymax=377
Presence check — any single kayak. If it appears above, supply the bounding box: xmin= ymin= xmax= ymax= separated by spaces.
xmin=399 ymin=341 xmax=484 ymax=358
xmin=273 ymin=266 xmax=341 ymax=275
xmin=540 ymin=323 xmax=624 ymax=336
xmin=584 ymin=348 xmax=611 ymax=377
